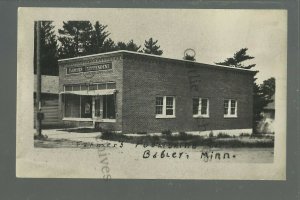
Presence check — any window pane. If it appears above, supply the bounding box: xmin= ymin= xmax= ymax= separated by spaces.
xmin=202 ymin=99 xmax=208 ymax=107
xmin=64 ymin=94 xmax=80 ymax=117
xmin=65 ymin=85 xmax=72 ymax=91
xmin=201 ymin=99 xmax=208 ymax=115
xmin=166 ymin=97 xmax=174 ymax=106
xmin=231 ymin=100 xmax=236 ymax=108
xmin=156 ymin=106 xmax=163 ymax=114
xmin=224 ymin=100 xmax=229 ymax=107
xmin=89 ymin=84 xmax=97 ymax=90
xmin=81 ymin=96 xmax=92 ymax=118
xmin=97 ymin=83 xmax=106 ymax=90
xmin=72 ymin=85 xmax=80 ymax=91
xmin=166 ymin=109 xmax=173 ymax=115
xmin=201 ymin=106 xmax=207 ymax=115
xmin=80 ymin=85 xmax=88 ymax=90
xmin=94 ymin=97 xmax=101 ymax=117
xmin=224 ymin=108 xmax=228 ymax=115
xmin=107 ymin=82 xmax=116 ymax=89
xmin=193 ymin=98 xmax=199 ymax=115
xmin=103 ymin=95 xmax=116 ymax=119
xmin=156 ymin=97 xmax=163 ymax=106
xmin=230 ymin=108 xmax=235 ymax=115
xmin=224 ymin=100 xmax=229 ymax=115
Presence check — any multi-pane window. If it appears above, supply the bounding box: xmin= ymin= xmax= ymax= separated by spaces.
xmin=193 ymin=98 xmax=209 ymax=117
xmin=166 ymin=97 xmax=174 ymax=115
xmin=155 ymin=97 xmax=163 ymax=115
xmin=224 ymin=99 xmax=237 ymax=117
xmin=155 ymin=96 xmax=175 ymax=118
xmin=64 ymin=82 xmax=116 ymax=91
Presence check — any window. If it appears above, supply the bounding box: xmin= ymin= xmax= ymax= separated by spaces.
xmin=224 ymin=99 xmax=237 ymax=117
xmin=103 ymin=95 xmax=116 ymax=119
xmin=193 ymin=98 xmax=209 ymax=118
xmin=64 ymin=82 xmax=116 ymax=92
xmin=155 ymin=96 xmax=175 ymax=118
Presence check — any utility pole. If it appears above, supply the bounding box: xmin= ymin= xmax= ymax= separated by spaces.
xmin=36 ymin=21 xmax=42 ymax=136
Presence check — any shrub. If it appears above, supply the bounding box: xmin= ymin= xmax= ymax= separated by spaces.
xmin=208 ymin=131 xmax=214 ymax=138
xmin=161 ymin=129 xmax=172 ymax=137
xmin=239 ymin=133 xmax=250 ymax=137
xmin=178 ymin=131 xmax=188 ymax=140
xmin=216 ymin=133 xmax=232 ymax=138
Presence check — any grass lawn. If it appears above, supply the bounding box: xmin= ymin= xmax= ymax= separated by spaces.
xmin=98 ymin=131 xmax=274 ymax=148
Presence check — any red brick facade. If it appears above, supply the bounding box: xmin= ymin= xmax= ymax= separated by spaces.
xmin=58 ymin=51 xmax=254 ymax=134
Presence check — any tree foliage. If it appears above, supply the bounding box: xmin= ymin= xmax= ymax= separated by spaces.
xmin=116 ymin=40 xmax=141 ymax=52
xmin=58 ymin=21 xmax=94 ymax=58
xmin=88 ymin=21 xmax=111 ymax=54
xmin=216 ymin=48 xmax=256 ymax=69
xmin=143 ymin=37 xmax=163 ymax=55
xmin=34 ymin=21 xmax=58 ymax=75
xmin=215 ymin=48 xmax=275 ymax=133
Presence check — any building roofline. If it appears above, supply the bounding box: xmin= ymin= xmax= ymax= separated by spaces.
xmin=58 ymin=50 xmax=255 ymax=72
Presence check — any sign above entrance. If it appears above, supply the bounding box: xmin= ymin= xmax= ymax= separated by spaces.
xmin=66 ymin=63 xmax=112 ymax=75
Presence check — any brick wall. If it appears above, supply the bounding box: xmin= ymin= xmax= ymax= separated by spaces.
xmin=122 ymin=53 xmax=254 ymax=134
xmin=58 ymin=53 xmax=124 ymax=131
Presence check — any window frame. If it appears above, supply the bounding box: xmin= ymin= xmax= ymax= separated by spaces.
xmin=224 ymin=99 xmax=238 ymax=118
xmin=155 ymin=96 xmax=176 ymax=118
xmin=193 ymin=97 xmax=210 ymax=118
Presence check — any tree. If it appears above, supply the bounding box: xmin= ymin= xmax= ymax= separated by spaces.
xmin=215 ymin=48 xmax=275 ymax=133
xmin=216 ymin=48 xmax=256 ymax=69
xmin=88 ymin=21 xmax=110 ymax=54
xmin=58 ymin=21 xmax=94 ymax=58
xmin=260 ymin=77 xmax=275 ymax=100
xmin=143 ymin=37 xmax=163 ymax=55
xmin=253 ymin=77 xmax=275 ymax=132
xmin=116 ymin=40 xmax=141 ymax=52
xmin=101 ymin=38 xmax=117 ymax=52
xmin=34 ymin=21 xmax=58 ymax=75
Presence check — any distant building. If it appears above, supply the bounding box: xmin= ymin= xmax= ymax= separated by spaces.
xmin=258 ymin=95 xmax=275 ymax=134
xmin=34 ymin=75 xmax=62 ymax=128
xmin=57 ymin=50 xmax=255 ymax=135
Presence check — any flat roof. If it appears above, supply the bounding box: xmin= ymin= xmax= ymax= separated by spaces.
xmin=58 ymin=50 xmax=254 ymax=72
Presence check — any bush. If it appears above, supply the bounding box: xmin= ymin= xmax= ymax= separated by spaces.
xmin=216 ymin=133 xmax=232 ymax=138
xmin=178 ymin=131 xmax=188 ymax=140
xmin=208 ymin=131 xmax=214 ymax=138
xmin=161 ymin=129 xmax=172 ymax=137
xmin=239 ymin=133 xmax=250 ymax=137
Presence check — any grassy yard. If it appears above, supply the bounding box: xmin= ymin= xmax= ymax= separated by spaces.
xmin=98 ymin=130 xmax=274 ymax=148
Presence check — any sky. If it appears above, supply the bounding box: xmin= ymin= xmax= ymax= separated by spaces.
xmin=51 ymin=9 xmax=287 ymax=83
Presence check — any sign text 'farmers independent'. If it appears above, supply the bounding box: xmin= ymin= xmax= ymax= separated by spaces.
xmin=66 ymin=63 xmax=112 ymax=74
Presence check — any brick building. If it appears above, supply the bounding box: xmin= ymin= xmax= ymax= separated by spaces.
xmin=58 ymin=50 xmax=255 ymax=134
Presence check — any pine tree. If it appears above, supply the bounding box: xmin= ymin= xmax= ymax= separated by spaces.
xmin=101 ymin=38 xmax=117 ymax=52
xmin=88 ymin=21 xmax=110 ymax=54
xmin=216 ymin=48 xmax=256 ymax=69
xmin=116 ymin=40 xmax=141 ymax=52
xmin=58 ymin=21 xmax=93 ymax=58
xmin=34 ymin=21 xmax=58 ymax=75
xmin=143 ymin=37 xmax=163 ymax=55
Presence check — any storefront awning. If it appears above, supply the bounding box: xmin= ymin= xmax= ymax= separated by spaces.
xmin=59 ymin=89 xmax=116 ymax=96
